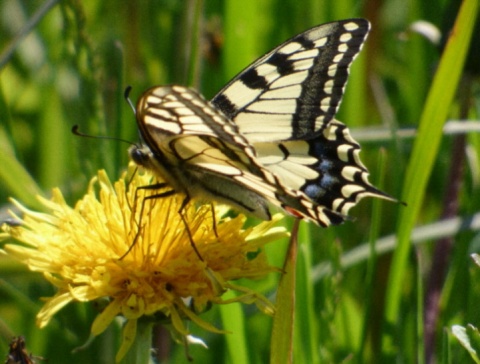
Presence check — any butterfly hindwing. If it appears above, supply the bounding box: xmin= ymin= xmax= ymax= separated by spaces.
xmin=255 ymin=120 xmax=388 ymax=219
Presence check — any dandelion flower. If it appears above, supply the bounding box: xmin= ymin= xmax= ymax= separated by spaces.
xmin=1 ymin=168 xmax=287 ymax=361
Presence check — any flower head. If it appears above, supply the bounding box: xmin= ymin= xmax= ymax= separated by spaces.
xmin=1 ymin=168 xmax=287 ymax=361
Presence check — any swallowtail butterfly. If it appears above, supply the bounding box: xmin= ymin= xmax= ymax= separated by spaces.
xmin=130 ymin=19 xmax=392 ymax=227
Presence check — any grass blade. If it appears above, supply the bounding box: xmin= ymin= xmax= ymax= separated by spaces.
xmin=382 ymin=0 xmax=479 ymax=351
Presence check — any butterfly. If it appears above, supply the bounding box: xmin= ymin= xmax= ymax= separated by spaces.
xmin=129 ymin=18 xmax=392 ymax=227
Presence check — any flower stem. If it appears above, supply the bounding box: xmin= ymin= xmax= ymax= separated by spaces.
xmin=119 ymin=319 xmax=154 ymax=364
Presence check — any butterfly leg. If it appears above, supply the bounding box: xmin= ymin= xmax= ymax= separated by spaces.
xmin=210 ymin=204 xmax=219 ymax=238
xmin=178 ymin=195 xmax=205 ymax=262
xmin=122 ymin=181 xmax=206 ymax=262
xmin=133 ymin=183 xmax=205 ymax=262
xmin=120 ymin=183 xmax=175 ymax=260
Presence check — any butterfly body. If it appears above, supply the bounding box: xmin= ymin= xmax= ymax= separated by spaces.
xmin=130 ymin=86 xmax=275 ymax=220
xmin=130 ymin=19 xmax=392 ymax=227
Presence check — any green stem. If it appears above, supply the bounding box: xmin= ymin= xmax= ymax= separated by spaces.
xmin=119 ymin=319 xmax=154 ymax=364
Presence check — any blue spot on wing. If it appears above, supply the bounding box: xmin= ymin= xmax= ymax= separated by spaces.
xmin=299 ymin=131 xmax=353 ymax=206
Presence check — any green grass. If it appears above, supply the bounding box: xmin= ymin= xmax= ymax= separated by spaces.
xmin=1 ymin=0 xmax=480 ymax=363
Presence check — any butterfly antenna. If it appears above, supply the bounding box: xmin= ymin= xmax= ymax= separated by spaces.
xmin=71 ymin=125 xmax=137 ymax=147
xmin=124 ymin=85 xmax=144 ymax=142
xmin=124 ymin=85 xmax=136 ymax=115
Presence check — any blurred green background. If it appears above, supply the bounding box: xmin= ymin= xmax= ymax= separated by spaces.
xmin=1 ymin=0 xmax=479 ymax=363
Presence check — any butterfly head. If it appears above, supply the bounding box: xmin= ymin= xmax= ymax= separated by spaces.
xmin=128 ymin=144 xmax=152 ymax=169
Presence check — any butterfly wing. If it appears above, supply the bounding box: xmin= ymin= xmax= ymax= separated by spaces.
xmin=209 ymin=19 xmax=393 ymax=221
xmin=212 ymin=19 xmax=370 ymax=142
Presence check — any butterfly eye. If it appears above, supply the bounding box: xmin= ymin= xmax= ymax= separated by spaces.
xmin=128 ymin=145 xmax=151 ymax=168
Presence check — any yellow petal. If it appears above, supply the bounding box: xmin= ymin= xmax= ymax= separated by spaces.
xmin=91 ymin=298 xmax=122 ymax=335
xmin=36 ymin=292 xmax=73 ymax=328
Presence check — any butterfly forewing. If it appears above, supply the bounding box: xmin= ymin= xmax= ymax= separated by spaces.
xmin=133 ymin=86 xmax=277 ymax=220
xmin=212 ymin=19 xmax=370 ymax=142
xmin=131 ymin=19 xmax=393 ymax=227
